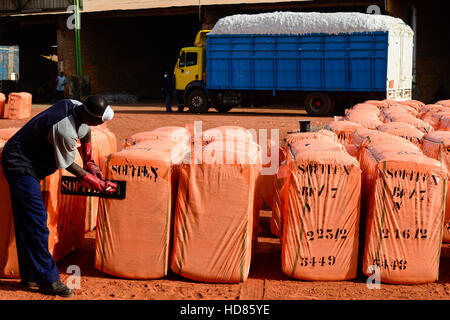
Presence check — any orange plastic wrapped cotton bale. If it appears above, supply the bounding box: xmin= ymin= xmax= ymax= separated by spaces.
xmin=271 ymin=138 xmax=350 ymax=238
xmin=279 ymin=146 xmax=361 ymax=281
xmin=422 ymin=131 xmax=450 ymax=243
xmin=384 ymin=114 xmax=433 ymax=134
xmin=351 ymin=103 xmax=381 ymax=116
xmin=361 ymin=148 xmax=447 ymax=284
xmin=365 ymin=100 xmax=387 ymax=109
xmin=325 ymin=121 xmax=362 ymax=157
xmin=96 ymin=139 xmax=189 ymax=279
xmin=419 ymin=104 xmax=449 ymax=119
xmin=0 ymin=93 xmax=6 ymax=118
xmin=344 ymin=109 xmax=382 ymax=129
xmin=283 ymin=130 xmax=337 ymax=150
xmin=171 ymin=136 xmax=261 ymax=283
xmin=5 ymin=92 xmax=32 ymax=120
xmin=395 ymin=100 xmax=424 ymax=113
xmin=0 ymin=147 xmax=20 ymax=278
xmin=377 ymin=123 xmax=424 ymax=146
xmin=437 ymin=100 xmax=450 ymax=108
xmin=124 ymin=126 xmax=191 ymax=149
xmin=439 ymin=115 xmax=450 ymax=131
xmin=201 ymin=126 xmax=256 ymax=147
xmin=350 ymin=129 xmax=420 ymax=160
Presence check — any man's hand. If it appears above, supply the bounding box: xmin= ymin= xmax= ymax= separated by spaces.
xmin=78 ymin=141 xmax=105 ymax=180
xmin=80 ymin=172 xmax=117 ymax=194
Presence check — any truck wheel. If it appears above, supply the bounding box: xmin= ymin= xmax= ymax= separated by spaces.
xmin=304 ymin=93 xmax=334 ymax=116
xmin=187 ymin=89 xmax=209 ymax=113
xmin=214 ymin=105 xmax=233 ymax=113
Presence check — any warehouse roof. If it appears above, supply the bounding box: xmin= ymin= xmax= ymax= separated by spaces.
xmin=1 ymin=0 xmax=311 ymax=16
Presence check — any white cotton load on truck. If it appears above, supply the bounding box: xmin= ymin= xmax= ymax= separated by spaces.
xmin=95 ymin=137 xmax=190 ymax=279
xmin=272 ymin=133 xmax=361 ymax=280
xmin=421 ymin=131 xmax=450 ymax=244
xmin=360 ymin=145 xmax=447 ymax=284
xmin=171 ymin=126 xmax=261 ymax=283
xmin=210 ymin=12 xmax=412 ymax=35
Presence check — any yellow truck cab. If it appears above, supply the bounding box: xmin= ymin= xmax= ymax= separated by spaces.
xmin=174 ymin=30 xmax=210 ymax=113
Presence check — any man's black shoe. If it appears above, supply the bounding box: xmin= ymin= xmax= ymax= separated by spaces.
xmin=19 ymin=279 xmax=39 ymax=288
xmin=39 ymin=280 xmax=73 ymax=298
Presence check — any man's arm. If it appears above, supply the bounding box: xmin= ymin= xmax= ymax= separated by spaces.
xmin=66 ymin=162 xmax=87 ymax=180
xmin=78 ymin=130 xmax=105 ymax=180
xmin=66 ymin=162 xmax=117 ymax=193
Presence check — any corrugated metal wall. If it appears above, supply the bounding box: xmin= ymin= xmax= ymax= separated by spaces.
xmin=0 ymin=0 xmax=72 ymax=12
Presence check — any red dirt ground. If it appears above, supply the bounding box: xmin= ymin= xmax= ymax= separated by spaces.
xmin=0 ymin=102 xmax=449 ymax=301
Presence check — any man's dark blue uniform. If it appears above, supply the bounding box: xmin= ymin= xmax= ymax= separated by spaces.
xmin=1 ymin=100 xmax=84 ymax=286
xmin=1 ymin=97 xmax=116 ymax=297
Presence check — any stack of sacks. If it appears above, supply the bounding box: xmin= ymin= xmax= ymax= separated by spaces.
xmin=84 ymin=124 xmax=118 ymax=232
xmin=171 ymin=126 xmax=262 ymax=283
xmin=344 ymin=104 xmax=383 ymax=129
xmin=377 ymin=122 xmax=424 ymax=147
xmin=421 ymin=131 xmax=450 ymax=243
xmin=3 ymin=93 xmax=33 ymax=120
xmin=360 ymin=140 xmax=447 ymax=284
xmin=325 ymin=120 xmax=363 ymax=157
xmin=124 ymin=126 xmax=191 ymax=148
xmin=96 ymin=127 xmax=191 ymax=279
xmin=0 ymin=93 xmax=5 ymax=118
xmin=274 ymin=132 xmax=361 ymax=280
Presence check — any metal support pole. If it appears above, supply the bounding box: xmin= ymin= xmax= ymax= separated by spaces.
xmin=74 ymin=0 xmax=82 ymax=76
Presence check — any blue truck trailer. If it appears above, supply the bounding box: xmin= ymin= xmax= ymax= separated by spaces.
xmin=173 ymin=13 xmax=413 ymax=115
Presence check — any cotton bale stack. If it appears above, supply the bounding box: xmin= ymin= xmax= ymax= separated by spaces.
xmin=360 ymin=143 xmax=447 ymax=284
xmin=95 ymin=128 xmax=190 ymax=279
xmin=273 ymin=132 xmax=361 ymax=280
xmin=171 ymin=126 xmax=262 ymax=283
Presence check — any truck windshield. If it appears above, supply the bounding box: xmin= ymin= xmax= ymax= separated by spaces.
xmin=179 ymin=51 xmax=197 ymax=68
xmin=186 ymin=52 xmax=197 ymax=67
